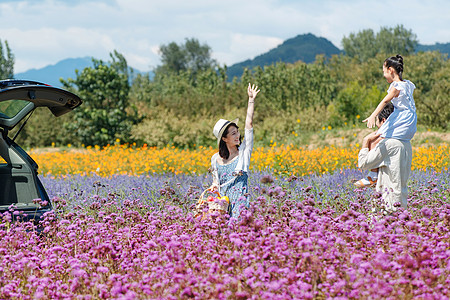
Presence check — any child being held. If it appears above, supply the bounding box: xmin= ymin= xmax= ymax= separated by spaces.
xmin=355 ymin=54 xmax=417 ymax=188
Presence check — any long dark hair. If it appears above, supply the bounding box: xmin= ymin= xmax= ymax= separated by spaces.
xmin=384 ymin=54 xmax=404 ymax=80
xmin=218 ymin=123 xmax=241 ymax=159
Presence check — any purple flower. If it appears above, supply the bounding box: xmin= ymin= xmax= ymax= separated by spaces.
xmin=421 ymin=207 xmax=432 ymax=218
xmin=8 ymin=169 xmax=443 ymax=299
xmin=350 ymin=254 xmax=364 ymax=265
xmin=97 ymin=266 xmax=109 ymax=273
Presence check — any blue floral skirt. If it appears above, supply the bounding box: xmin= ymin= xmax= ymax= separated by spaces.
xmin=217 ymin=159 xmax=249 ymax=219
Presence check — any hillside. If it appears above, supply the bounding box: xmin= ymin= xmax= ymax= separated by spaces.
xmin=13 ymin=36 xmax=449 ymax=86
xmin=226 ymin=33 xmax=342 ymax=79
xmin=14 ymin=57 xmax=149 ymax=87
xmin=15 ymin=57 xmax=93 ymax=87
xmin=416 ymin=42 xmax=450 ymax=54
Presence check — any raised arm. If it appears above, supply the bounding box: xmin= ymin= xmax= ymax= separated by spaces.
xmin=363 ymin=87 xmax=399 ymax=128
xmin=245 ymin=83 xmax=260 ymax=130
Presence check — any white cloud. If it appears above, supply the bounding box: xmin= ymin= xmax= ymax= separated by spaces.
xmin=0 ymin=0 xmax=449 ymax=73
xmin=124 ymin=53 xmax=153 ymax=71
xmin=229 ymin=34 xmax=283 ymax=62
xmin=4 ymin=27 xmax=117 ymax=72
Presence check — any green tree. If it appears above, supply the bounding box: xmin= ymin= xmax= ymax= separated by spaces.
xmin=61 ymin=51 xmax=138 ymax=146
xmin=156 ymin=38 xmax=217 ymax=77
xmin=342 ymin=25 xmax=418 ymax=61
xmin=342 ymin=29 xmax=377 ymax=62
xmin=109 ymin=49 xmax=135 ymax=82
xmin=376 ymin=25 xmax=417 ymax=55
xmin=126 ymin=50 xmax=448 ymax=148
xmin=246 ymin=56 xmax=337 ymax=114
xmin=425 ymin=64 xmax=450 ymax=130
xmin=0 ymin=39 xmax=14 ymax=79
xmin=332 ymin=81 xmax=383 ymax=125
xmin=407 ymin=52 xmax=450 ymax=130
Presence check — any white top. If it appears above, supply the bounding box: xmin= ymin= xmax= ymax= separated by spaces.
xmin=377 ymin=80 xmax=417 ymax=141
xmin=211 ymin=127 xmax=253 ymax=189
xmin=358 ymin=138 xmax=413 ymax=211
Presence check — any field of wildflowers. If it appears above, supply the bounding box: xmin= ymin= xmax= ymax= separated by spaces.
xmin=1 ymin=145 xmax=449 ymax=299
xmin=30 ymin=143 xmax=449 ymax=176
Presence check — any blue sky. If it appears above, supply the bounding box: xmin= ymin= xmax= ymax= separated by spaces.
xmin=1 ymin=0 xmax=449 ymax=73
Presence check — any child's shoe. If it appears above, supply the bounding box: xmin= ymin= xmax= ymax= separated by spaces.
xmin=354 ymin=176 xmax=377 ymax=188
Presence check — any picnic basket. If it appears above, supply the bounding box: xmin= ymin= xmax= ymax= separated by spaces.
xmin=194 ymin=189 xmax=229 ymax=220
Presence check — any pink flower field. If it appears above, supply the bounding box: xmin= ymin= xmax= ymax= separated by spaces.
xmin=1 ymin=170 xmax=449 ymax=299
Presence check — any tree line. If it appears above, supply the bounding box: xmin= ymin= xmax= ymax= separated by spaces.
xmin=1 ymin=26 xmax=449 ymax=148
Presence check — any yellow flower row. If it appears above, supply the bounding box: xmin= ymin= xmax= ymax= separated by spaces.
xmin=29 ymin=144 xmax=449 ymax=177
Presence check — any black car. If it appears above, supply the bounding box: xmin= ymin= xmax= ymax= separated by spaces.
xmin=0 ymin=80 xmax=82 ymax=224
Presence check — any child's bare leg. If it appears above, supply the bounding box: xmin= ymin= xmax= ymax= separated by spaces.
xmin=354 ymin=136 xmax=382 ymax=187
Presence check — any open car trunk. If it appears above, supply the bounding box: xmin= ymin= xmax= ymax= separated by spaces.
xmin=0 ymin=80 xmax=82 ymax=221
xmin=0 ymin=137 xmax=48 ymax=208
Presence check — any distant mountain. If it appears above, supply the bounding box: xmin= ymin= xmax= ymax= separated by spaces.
xmin=14 ymin=37 xmax=449 ymax=86
xmin=416 ymin=42 xmax=450 ymax=54
xmin=14 ymin=57 xmax=151 ymax=87
xmin=15 ymin=57 xmax=94 ymax=87
xmin=226 ymin=33 xmax=342 ymax=79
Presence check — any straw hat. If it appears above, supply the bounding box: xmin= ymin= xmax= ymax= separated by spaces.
xmin=213 ymin=118 xmax=239 ymax=145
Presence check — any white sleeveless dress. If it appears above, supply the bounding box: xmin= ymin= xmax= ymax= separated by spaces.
xmin=377 ymin=80 xmax=417 ymax=141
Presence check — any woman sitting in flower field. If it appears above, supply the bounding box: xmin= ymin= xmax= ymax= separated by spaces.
xmin=209 ymin=83 xmax=260 ymax=219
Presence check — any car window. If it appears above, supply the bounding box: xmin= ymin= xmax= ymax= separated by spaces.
xmin=0 ymin=100 xmax=30 ymax=119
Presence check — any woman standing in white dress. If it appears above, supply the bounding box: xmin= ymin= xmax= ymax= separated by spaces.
xmin=209 ymin=83 xmax=260 ymax=219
